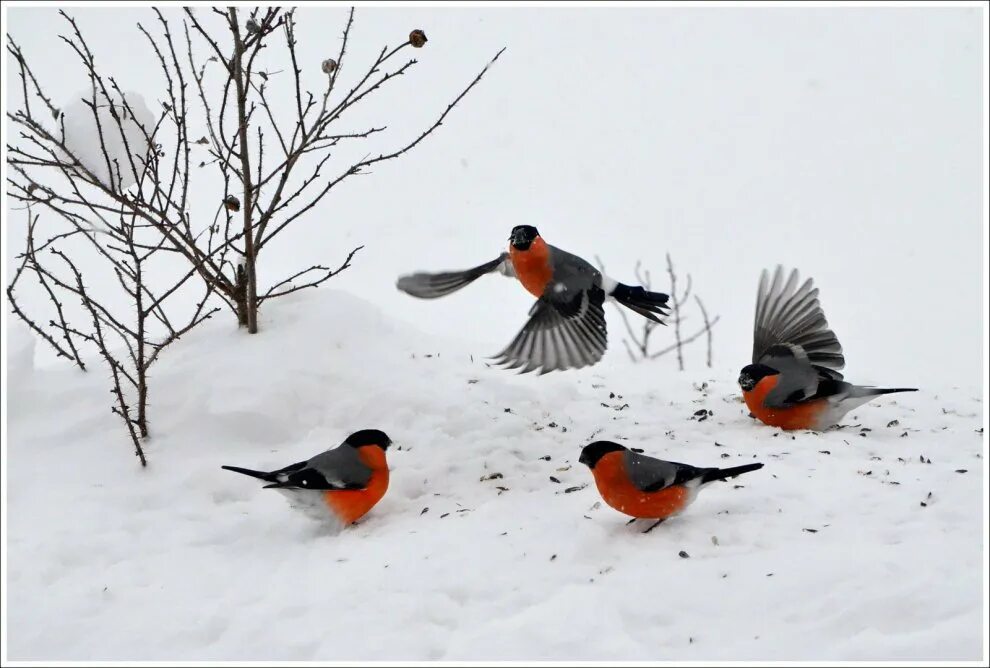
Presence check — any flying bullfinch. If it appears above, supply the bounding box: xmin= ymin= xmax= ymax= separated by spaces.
xmin=222 ymin=429 xmax=391 ymax=528
xmin=579 ymin=440 xmax=764 ymax=532
xmin=738 ymin=266 xmax=917 ymax=431
xmin=395 ymin=225 xmax=670 ymax=374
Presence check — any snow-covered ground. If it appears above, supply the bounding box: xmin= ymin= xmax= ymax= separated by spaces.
xmin=5 ymin=290 xmax=984 ymax=661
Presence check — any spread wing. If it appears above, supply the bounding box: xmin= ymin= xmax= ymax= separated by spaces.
xmin=492 ymin=284 xmax=607 ymax=374
xmin=396 ymin=253 xmax=511 ymax=299
xmin=624 ymin=451 xmax=706 ymax=492
xmin=265 ymin=445 xmax=372 ymax=491
xmin=752 ymin=266 xmax=845 ymax=375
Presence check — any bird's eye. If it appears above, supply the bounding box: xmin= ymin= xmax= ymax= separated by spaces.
xmin=301 ymin=480 xmax=308 ymax=486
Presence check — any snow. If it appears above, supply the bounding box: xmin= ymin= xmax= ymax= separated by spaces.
xmin=3 ymin=4 xmax=986 ymax=663
xmin=5 ymin=290 xmax=984 ymax=661
xmin=60 ymin=90 xmax=155 ymax=189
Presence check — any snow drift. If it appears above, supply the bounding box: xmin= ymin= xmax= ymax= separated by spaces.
xmin=5 ymin=290 xmax=984 ymax=660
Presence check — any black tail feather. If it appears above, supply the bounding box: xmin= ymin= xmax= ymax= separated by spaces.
xmin=221 ymin=465 xmax=277 ymax=483
xmin=612 ymin=283 xmax=670 ymax=324
xmin=701 ymin=462 xmax=764 ymax=484
xmin=863 ymin=387 xmax=918 ymax=396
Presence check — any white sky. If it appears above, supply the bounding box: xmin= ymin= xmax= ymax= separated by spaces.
xmin=4 ymin=5 xmax=986 ymax=390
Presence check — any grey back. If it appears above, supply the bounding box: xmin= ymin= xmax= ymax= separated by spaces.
xmin=547 ymin=244 xmax=602 ymax=293
xmin=305 ymin=444 xmax=373 ymax=489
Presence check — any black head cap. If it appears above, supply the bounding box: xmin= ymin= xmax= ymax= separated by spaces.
xmin=737 ymin=363 xmax=778 ymax=391
xmin=578 ymin=440 xmax=627 ymax=469
xmin=509 ymin=225 xmax=540 ymax=250
xmin=344 ymin=429 xmax=392 ymax=450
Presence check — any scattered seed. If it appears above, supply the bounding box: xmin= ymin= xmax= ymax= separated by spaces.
xmin=955 ymin=469 xmax=968 ymax=474
xmin=711 ymin=536 xmax=719 ymax=546
xmin=420 ymin=507 xmax=429 ymax=515
xmin=550 ymin=554 xmax=557 ymax=561
xmin=803 ymin=528 xmax=818 ymax=533
xmin=678 ymin=550 xmax=690 ymax=559
xmin=480 ymin=472 xmax=503 ymax=482
xmin=563 ymin=485 xmax=586 ymax=493
xmin=886 ymin=419 xmax=899 ymax=427
xmin=549 ymin=476 xmax=561 ymax=484
xmin=440 ymin=513 xmax=450 ymax=518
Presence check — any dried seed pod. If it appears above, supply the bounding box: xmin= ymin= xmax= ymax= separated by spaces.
xmin=409 ymin=29 xmax=427 ymax=48
xmin=223 ymin=195 xmax=241 ymax=212
xmin=321 ymin=58 xmax=338 ymax=75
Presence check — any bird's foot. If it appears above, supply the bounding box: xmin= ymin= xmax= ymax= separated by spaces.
xmin=642 ymin=519 xmax=666 ymax=534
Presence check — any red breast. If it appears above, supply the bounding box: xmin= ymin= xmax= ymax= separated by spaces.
xmin=590 ymin=451 xmax=690 ymax=520
xmin=509 ymin=236 xmax=553 ymax=298
xmin=743 ymin=375 xmax=825 ymax=431
xmin=322 ymin=445 xmax=389 ymax=525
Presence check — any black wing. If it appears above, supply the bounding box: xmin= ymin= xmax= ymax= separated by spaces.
xmin=752 ymin=266 xmax=845 ymax=375
xmin=396 ymin=254 xmax=510 ymax=299
xmin=492 ymin=285 xmax=607 ymax=374
xmin=263 ymin=447 xmax=371 ymax=491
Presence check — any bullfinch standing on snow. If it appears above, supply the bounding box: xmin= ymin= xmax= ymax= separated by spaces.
xmin=222 ymin=429 xmax=391 ymax=528
xmin=738 ymin=266 xmax=916 ymax=431
xmin=579 ymin=440 xmax=764 ymax=532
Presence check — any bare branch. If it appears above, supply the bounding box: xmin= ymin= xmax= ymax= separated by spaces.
xmin=258 ymin=245 xmax=363 ymax=303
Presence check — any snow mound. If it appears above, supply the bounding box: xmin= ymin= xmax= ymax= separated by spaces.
xmin=61 ymin=90 xmax=154 ymax=188
xmin=5 ymin=290 xmax=985 ymax=660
